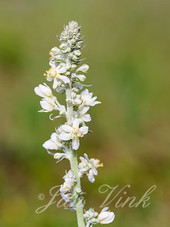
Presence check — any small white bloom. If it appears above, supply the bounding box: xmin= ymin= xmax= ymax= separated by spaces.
xmin=60 ymin=170 xmax=76 ymax=202
xmin=39 ymin=95 xmax=66 ymax=115
xmin=97 ymin=207 xmax=115 ymax=224
xmin=84 ymin=207 xmax=115 ymax=225
xmin=43 ymin=132 xmax=62 ymax=150
xmin=63 ymin=170 xmax=75 ymax=181
xmin=80 ymin=89 xmax=101 ymax=107
xmin=84 ymin=208 xmax=98 ymax=221
xmin=70 ymin=92 xmax=82 ymax=106
xmin=45 ymin=64 xmax=70 ymax=89
xmin=34 ymin=83 xmax=52 ymax=98
xmin=77 ymin=64 xmax=89 ymax=73
xmin=40 ymin=97 xmax=57 ymax=112
xmin=79 ymin=153 xmax=103 ymax=183
xmin=61 ymin=178 xmax=74 ymax=193
xmin=59 ymin=119 xmax=88 ymax=150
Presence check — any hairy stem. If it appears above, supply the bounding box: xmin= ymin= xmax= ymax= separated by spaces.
xmin=66 ymin=87 xmax=85 ymax=227
xmin=70 ymin=149 xmax=85 ymax=227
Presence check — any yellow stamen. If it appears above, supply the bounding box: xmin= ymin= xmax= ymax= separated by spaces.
xmin=65 ymin=186 xmax=70 ymax=189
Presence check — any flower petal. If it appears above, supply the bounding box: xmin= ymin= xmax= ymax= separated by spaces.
xmin=40 ymin=100 xmax=54 ymax=112
xmin=59 ymin=132 xmax=72 ymax=141
xmin=98 ymin=211 xmax=115 ymax=224
xmin=61 ymin=125 xmax=73 ymax=133
xmin=82 ymin=114 xmax=91 ymax=122
xmin=53 ymin=78 xmax=59 ymax=89
xmin=72 ymin=137 xmax=79 ymax=150
xmin=73 ymin=118 xmax=80 ymax=129
xmin=59 ymin=75 xmax=70 ymax=84
xmin=58 ymin=66 xmax=66 ymax=74
xmin=43 ymin=140 xmax=58 ymax=150
xmin=79 ymin=126 xmax=88 ymax=135
xmin=34 ymin=87 xmax=44 ymax=97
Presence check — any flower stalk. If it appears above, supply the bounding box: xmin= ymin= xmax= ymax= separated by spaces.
xmin=66 ymin=81 xmax=85 ymax=227
xmin=34 ymin=21 xmax=115 ymax=227
xmin=70 ymin=149 xmax=85 ymax=227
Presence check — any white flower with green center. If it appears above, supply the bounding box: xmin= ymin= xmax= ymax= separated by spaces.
xmin=59 ymin=119 xmax=88 ymax=150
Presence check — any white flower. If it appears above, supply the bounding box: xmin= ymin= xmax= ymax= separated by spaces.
xmin=59 ymin=119 xmax=88 ymax=150
xmin=63 ymin=170 xmax=75 ymax=181
xmin=77 ymin=64 xmax=89 ymax=73
xmin=84 ymin=208 xmax=115 ymax=225
xmin=40 ymin=97 xmax=58 ymax=112
xmin=84 ymin=208 xmax=98 ymax=223
xmin=39 ymin=96 xmax=66 ymax=115
xmin=34 ymin=83 xmax=52 ymax=98
xmin=97 ymin=207 xmax=115 ymax=224
xmin=45 ymin=63 xmax=70 ymax=89
xmin=60 ymin=170 xmax=76 ymax=202
xmin=43 ymin=132 xmax=62 ymax=150
xmin=80 ymin=89 xmax=101 ymax=107
xmin=79 ymin=153 xmax=103 ymax=183
xmin=61 ymin=178 xmax=74 ymax=193
xmin=69 ymin=92 xmax=82 ymax=106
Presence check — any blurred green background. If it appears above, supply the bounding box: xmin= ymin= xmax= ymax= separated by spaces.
xmin=0 ymin=0 xmax=170 ymax=226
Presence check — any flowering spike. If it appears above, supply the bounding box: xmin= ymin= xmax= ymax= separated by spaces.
xmin=34 ymin=21 xmax=114 ymax=227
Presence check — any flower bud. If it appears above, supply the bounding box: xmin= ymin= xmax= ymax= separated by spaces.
xmin=74 ymin=50 xmax=81 ymax=56
xmin=60 ymin=43 xmax=67 ymax=49
xmin=34 ymin=83 xmax=52 ymax=98
xmin=54 ymin=153 xmax=65 ymax=160
xmin=51 ymin=47 xmax=60 ymax=55
xmin=77 ymin=74 xmax=86 ymax=82
xmin=77 ymin=64 xmax=89 ymax=73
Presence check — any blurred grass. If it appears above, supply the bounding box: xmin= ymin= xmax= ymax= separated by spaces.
xmin=0 ymin=0 xmax=170 ymax=226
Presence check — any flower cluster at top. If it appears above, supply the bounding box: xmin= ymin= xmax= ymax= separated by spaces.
xmin=34 ymin=21 xmax=114 ymax=226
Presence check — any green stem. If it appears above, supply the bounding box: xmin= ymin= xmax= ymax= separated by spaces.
xmin=66 ymin=87 xmax=85 ymax=227
xmin=70 ymin=149 xmax=85 ymax=227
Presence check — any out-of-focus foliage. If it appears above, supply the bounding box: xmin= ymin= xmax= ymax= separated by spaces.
xmin=0 ymin=0 xmax=170 ymax=226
